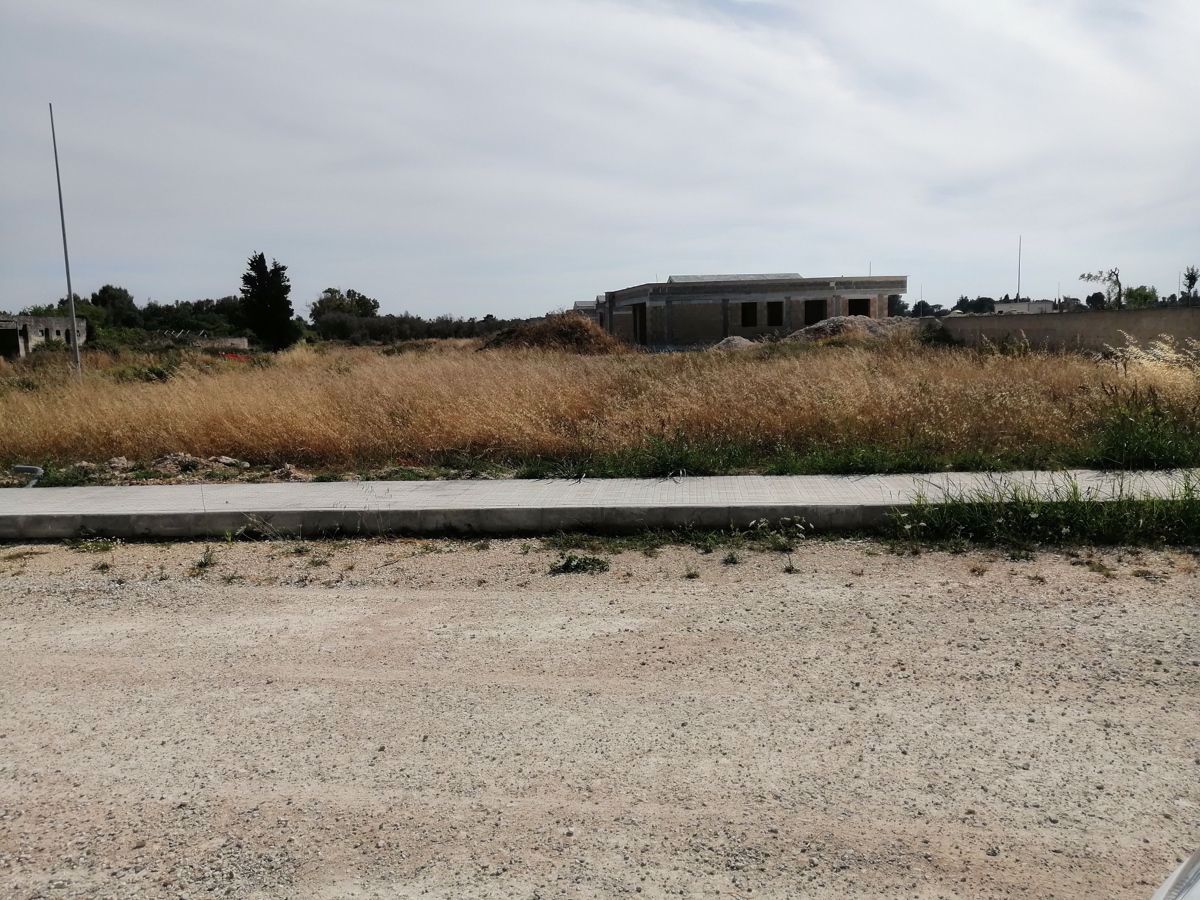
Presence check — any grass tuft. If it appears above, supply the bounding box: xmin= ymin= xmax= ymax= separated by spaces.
xmin=548 ymin=553 xmax=610 ymax=575
xmin=66 ymin=537 xmax=119 ymax=553
xmin=189 ymin=545 xmax=218 ymax=576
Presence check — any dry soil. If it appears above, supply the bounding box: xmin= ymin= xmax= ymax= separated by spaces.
xmin=0 ymin=538 xmax=1197 ymax=899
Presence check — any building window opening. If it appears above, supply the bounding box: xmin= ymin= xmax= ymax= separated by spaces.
xmin=804 ymin=299 xmax=827 ymax=326
xmin=55 ymin=329 xmax=61 ymax=337
xmin=740 ymin=302 xmax=758 ymax=327
xmin=848 ymin=297 xmax=870 ymax=317
xmin=766 ymin=301 xmax=783 ymax=327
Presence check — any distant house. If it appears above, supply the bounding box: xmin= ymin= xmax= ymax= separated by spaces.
xmin=0 ymin=315 xmax=88 ymax=360
xmin=599 ymin=273 xmax=908 ymax=346
xmin=993 ymin=300 xmax=1055 ymax=315
xmin=572 ymin=297 xmax=604 ymax=326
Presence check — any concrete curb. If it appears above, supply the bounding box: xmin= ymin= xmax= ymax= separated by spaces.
xmin=0 ymin=502 xmax=897 ymax=540
xmin=0 ymin=471 xmax=1190 ymax=540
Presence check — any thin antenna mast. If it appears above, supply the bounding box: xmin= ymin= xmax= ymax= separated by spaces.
xmin=1016 ymin=234 xmax=1022 ymax=302
xmin=49 ymin=102 xmax=82 ymax=374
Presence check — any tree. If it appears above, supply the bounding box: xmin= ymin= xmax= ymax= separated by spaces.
xmin=952 ymin=295 xmax=994 ymax=314
xmin=1123 ymin=285 xmax=1158 ymax=309
xmin=1084 ymin=292 xmax=1106 ymax=311
xmin=1185 ymin=265 xmax=1199 ymax=301
xmin=240 ymin=252 xmax=300 ymax=350
xmin=887 ymin=295 xmax=910 ymax=317
xmin=911 ymin=300 xmax=943 ymax=317
xmin=90 ymin=284 xmax=142 ymax=328
xmin=1080 ymin=268 xmax=1122 ymax=310
xmin=309 ymin=287 xmax=380 ymax=323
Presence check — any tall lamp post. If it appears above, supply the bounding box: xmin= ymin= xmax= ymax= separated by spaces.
xmin=49 ymin=102 xmax=82 ymax=374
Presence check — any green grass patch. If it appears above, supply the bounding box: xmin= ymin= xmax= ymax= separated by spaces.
xmin=35 ymin=464 xmax=94 ymax=488
xmin=890 ymin=474 xmax=1200 ymax=548
xmin=1088 ymin=388 xmax=1200 ymax=469
xmin=502 ymin=442 xmax=1077 ymax=480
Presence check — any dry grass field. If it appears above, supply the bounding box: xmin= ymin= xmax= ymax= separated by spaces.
xmin=1 ymin=336 xmax=1199 ymax=480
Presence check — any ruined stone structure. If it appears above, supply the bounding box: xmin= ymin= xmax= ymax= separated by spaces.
xmin=0 ymin=315 xmax=88 ymax=360
xmin=601 ymin=274 xmax=908 ymax=347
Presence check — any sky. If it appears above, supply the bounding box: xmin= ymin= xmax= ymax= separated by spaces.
xmin=2 ymin=0 xmax=1198 ymax=318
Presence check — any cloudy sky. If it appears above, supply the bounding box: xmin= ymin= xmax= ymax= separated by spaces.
xmin=2 ymin=0 xmax=1198 ymax=317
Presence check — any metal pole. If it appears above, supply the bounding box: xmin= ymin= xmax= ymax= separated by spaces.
xmin=49 ymin=102 xmax=82 ymax=375
xmin=1016 ymin=234 xmax=1022 ymax=302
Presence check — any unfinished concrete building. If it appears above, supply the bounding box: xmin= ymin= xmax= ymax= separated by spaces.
xmin=602 ymin=274 xmax=908 ymax=346
xmin=0 ymin=315 xmax=88 ymax=360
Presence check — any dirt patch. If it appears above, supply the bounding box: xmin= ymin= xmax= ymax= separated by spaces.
xmin=787 ymin=315 xmax=918 ymax=342
xmin=480 ymin=312 xmax=626 ymax=354
xmin=0 ymin=539 xmax=1195 ymax=898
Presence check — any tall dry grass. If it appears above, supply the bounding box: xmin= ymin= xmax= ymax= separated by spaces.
xmin=0 ymin=341 xmax=1196 ymax=470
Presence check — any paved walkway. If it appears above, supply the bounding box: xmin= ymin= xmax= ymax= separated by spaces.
xmin=0 ymin=470 xmax=1191 ymax=540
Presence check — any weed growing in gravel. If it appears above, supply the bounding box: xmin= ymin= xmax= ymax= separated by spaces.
xmin=542 ymin=520 xmax=814 ymax=557
xmin=722 ymin=551 xmax=740 ymax=566
xmin=189 ymin=546 xmax=218 ymax=576
xmin=2 ymin=549 xmax=45 ymax=561
xmin=684 ymin=565 xmax=700 ymax=580
xmin=548 ymin=553 xmax=610 ymax=575
xmin=66 ymin=537 xmax=119 ymax=553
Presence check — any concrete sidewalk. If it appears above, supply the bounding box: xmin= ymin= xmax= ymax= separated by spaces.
xmin=0 ymin=469 xmax=1191 ymax=540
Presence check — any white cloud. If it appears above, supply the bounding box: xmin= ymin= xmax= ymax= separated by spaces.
xmin=2 ymin=0 xmax=1198 ymax=314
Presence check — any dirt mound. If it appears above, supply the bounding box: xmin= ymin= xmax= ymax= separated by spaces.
xmin=787 ymin=315 xmax=916 ymax=343
xmin=710 ymin=336 xmax=756 ymax=351
xmin=481 ymin=313 xmax=626 ymax=354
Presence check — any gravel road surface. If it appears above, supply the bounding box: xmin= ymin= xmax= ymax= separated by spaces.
xmin=1 ymin=538 xmax=1196 ymax=898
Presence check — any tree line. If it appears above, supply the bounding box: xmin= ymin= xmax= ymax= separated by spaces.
xmin=7 ymin=253 xmax=527 ymax=351
xmin=902 ymin=264 xmax=1198 ymax=317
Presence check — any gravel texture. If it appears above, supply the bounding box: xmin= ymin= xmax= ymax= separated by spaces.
xmin=0 ymin=537 xmax=1196 ymax=898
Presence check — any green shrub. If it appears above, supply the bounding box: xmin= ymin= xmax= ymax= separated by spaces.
xmin=548 ymin=552 xmax=610 ymax=575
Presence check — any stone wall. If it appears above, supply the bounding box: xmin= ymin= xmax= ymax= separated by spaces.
xmin=935 ymin=307 xmax=1200 ymax=352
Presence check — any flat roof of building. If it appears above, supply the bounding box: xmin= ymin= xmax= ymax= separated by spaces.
xmin=605 ymin=274 xmax=908 ymax=301
xmin=667 ymin=273 xmax=801 ymax=284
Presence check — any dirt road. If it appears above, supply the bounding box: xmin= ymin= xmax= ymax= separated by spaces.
xmin=1 ymin=538 xmax=1196 ymax=898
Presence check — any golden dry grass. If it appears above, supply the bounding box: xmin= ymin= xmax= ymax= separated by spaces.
xmin=0 ymin=340 xmax=1196 ymax=471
